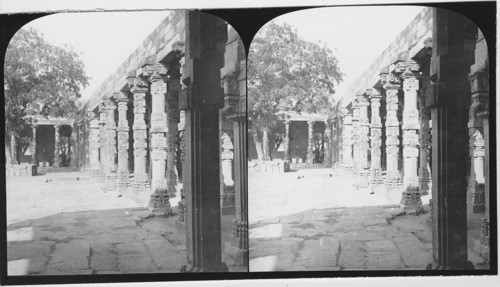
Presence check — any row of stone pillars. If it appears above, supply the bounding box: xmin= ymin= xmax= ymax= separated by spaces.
xmin=339 ymin=58 xmax=432 ymax=213
xmin=282 ymin=119 xmax=334 ymax=165
xmin=87 ymin=60 xmax=181 ymax=217
xmin=85 ymin=11 xmax=247 ymax=271
xmin=27 ymin=123 xmax=72 ymax=168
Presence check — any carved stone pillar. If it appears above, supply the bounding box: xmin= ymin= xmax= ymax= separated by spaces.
xmin=467 ymin=69 xmax=488 ymax=214
xmin=324 ymin=119 xmax=333 ymax=167
xmin=368 ymin=89 xmax=383 ymax=185
xmin=10 ymin=132 xmax=18 ymax=165
xmin=306 ymin=120 xmax=314 ymax=164
xmin=54 ymin=124 xmax=61 ymax=168
xmin=166 ymin=78 xmax=180 ymax=198
xmin=427 ymin=9 xmax=476 ymax=269
xmin=418 ymin=85 xmax=432 ymax=196
xmin=284 ymin=120 xmax=291 ymax=162
xmin=98 ymin=103 xmax=107 ymax=176
xmin=398 ymin=60 xmax=423 ymax=214
xmin=342 ymin=110 xmax=353 ymax=169
xmin=262 ymin=127 xmax=270 ymax=161
xmin=130 ymin=75 xmax=149 ymax=193
xmin=147 ymin=63 xmax=171 ymax=217
xmin=116 ymin=92 xmax=130 ymax=195
xmin=70 ymin=125 xmax=77 ymax=170
xmin=31 ymin=125 xmax=38 ymax=165
xmin=176 ymin=48 xmax=187 ymax=231
xmin=221 ymin=132 xmax=235 ymax=214
xmin=179 ymin=11 xmax=228 ymax=272
xmin=357 ymin=94 xmax=370 ymax=170
xmin=104 ymin=96 xmax=117 ymax=191
xmin=220 ymin=31 xmax=248 ymax=264
xmin=381 ymin=70 xmax=402 ymax=190
xmin=351 ymin=103 xmax=360 ymax=171
xmin=88 ymin=111 xmax=100 ymax=175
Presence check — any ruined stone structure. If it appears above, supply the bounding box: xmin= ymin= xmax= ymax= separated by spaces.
xmin=73 ymin=10 xmax=247 ymax=272
xmin=332 ymin=7 xmax=491 ymax=268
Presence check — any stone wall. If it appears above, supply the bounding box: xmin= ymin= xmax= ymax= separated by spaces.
xmin=85 ymin=10 xmax=185 ymax=112
xmin=341 ymin=7 xmax=432 ymax=107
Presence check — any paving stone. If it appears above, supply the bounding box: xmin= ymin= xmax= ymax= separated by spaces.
xmin=90 ymin=242 xmax=117 ymax=271
xmin=7 ymin=227 xmax=34 ymax=242
xmin=365 ymin=240 xmax=398 ymax=252
xmin=48 ymin=241 xmax=90 ymax=271
xmin=338 ymin=241 xmax=366 ymax=270
xmin=295 ymin=237 xmax=340 ymax=269
xmin=117 ymin=255 xmax=156 ymax=273
xmin=365 ymin=252 xmax=404 ymax=270
xmin=393 ymin=235 xmax=431 ymax=268
xmin=45 ymin=269 xmax=93 ymax=275
xmin=143 ymin=239 xmax=185 ymax=270
xmin=259 ymin=217 xmax=280 ymax=224
xmin=249 ymin=223 xmax=284 ymax=239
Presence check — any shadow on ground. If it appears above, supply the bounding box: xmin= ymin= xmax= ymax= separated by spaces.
xmin=249 ymin=203 xmax=489 ymax=272
xmin=7 ymin=207 xmax=187 ymax=275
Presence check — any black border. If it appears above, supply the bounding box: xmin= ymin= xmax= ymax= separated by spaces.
xmin=0 ymin=1 xmax=497 ymax=285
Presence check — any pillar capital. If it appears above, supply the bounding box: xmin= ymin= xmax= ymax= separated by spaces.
xmin=129 ymin=75 xmax=149 ymax=94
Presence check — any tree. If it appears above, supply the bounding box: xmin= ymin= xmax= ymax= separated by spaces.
xmin=4 ymin=28 xmax=89 ymax=164
xmin=248 ymin=21 xmax=343 ymax=161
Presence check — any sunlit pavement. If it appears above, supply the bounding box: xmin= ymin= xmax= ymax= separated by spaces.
xmin=6 ymin=169 xmax=187 ymax=275
xmin=248 ymin=165 xmax=489 ymax=271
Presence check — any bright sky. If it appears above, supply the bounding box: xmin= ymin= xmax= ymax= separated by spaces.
xmin=22 ymin=11 xmax=172 ymax=102
xmin=19 ymin=7 xmax=423 ymax=105
xmin=273 ymin=5 xmax=425 ymax=100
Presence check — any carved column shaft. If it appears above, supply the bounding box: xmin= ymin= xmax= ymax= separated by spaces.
xmin=306 ymin=120 xmax=314 ymax=164
xmin=357 ymin=94 xmax=370 ymax=170
xmin=342 ymin=112 xmax=353 ymax=169
xmin=369 ymin=92 xmax=383 ymax=184
xmin=148 ymin=65 xmax=171 ymax=217
xmin=116 ymin=93 xmax=129 ymax=194
xmin=105 ymin=97 xmax=117 ymax=191
xmin=88 ymin=112 xmax=100 ymax=174
xmin=399 ymin=61 xmax=423 ymax=213
xmin=98 ymin=105 xmax=107 ymax=176
xmin=468 ymin=68 xmax=488 ymax=213
xmin=131 ymin=77 xmax=149 ymax=193
xmin=382 ymin=74 xmax=401 ymax=188
xmin=324 ymin=119 xmax=332 ymax=167
xmin=166 ymin=79 xmax=180 ymax=198
xmin=262 ymin=127 xmax=270 ymax=161
xmin=31 ymin=125 xmax=38 ymax=164
xmin=54 ymin=124 xmax=61 ymax=168
xmin=351 ymin=106 xmax=360 ymax=170
xmin=284 ymin=120 xmax=291 ymax=161
xmin=418 ymin=90 xmax=431 ymax=195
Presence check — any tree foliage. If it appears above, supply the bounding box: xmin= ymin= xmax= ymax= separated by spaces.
xmin=248 ymin=21 xmax=343 ymax=131
xmin=4 ymin=28 xmax=89 ymax=136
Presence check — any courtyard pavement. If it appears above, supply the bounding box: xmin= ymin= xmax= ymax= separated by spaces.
xmin=248 ymin=165 xmax=489 ymax=271
xmin=6 ymin=168 xmax=186 ymax=275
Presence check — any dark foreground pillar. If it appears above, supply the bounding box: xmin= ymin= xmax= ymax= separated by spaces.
xmin=180 ymin=10 xmax=228 ymax=272
xmin=428 ymin=8 xmax=476 ymax=270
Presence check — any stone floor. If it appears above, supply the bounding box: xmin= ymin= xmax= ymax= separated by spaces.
xmin=249 ymin=165 xmax=490 ymax=271
xmin=6 ymin=168 xmax=243 ymax=275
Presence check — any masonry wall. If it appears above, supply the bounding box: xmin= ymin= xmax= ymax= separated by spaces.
xmin=341 ymin=7 xmax=432 ymax=107
xmin=86 ymin=11 xmax=186 ymax=112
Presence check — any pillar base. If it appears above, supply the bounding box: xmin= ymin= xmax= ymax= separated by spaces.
xmin=175 ymin=220 xmax=186 ymax=233
xmin=425 ymin=260 xmax=475 ymax=270
xmin=148 ymin=193 xmax=172 ymax=217
xmin=223 ymin=241 xmax=248 ymax=266
xmin=180 ymin=262 xmax=229 ymax=273
xmin=105 ymin=172 xmax=117 ymax=191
